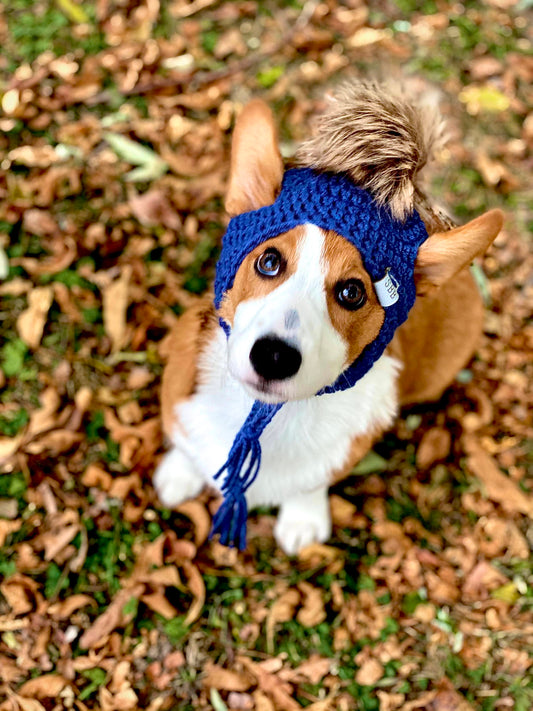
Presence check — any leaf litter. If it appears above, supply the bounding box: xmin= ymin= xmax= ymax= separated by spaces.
xmin=0 ymin=1 xmax=532 ymax=710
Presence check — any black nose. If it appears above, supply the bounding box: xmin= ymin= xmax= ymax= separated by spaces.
xmin=249 ymin=336 xmax=302 ymax=381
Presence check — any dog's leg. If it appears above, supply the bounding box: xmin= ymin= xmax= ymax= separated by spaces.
xmin=274 ymin=486 xmax=331 ymax=555
xmin=153 ymin=447 xmax=204 ymax=508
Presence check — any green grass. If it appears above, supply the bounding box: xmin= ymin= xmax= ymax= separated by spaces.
xmin=4 ymin=0 xmax=106 ymax=67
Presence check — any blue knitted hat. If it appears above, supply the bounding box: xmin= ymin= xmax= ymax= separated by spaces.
xmin=211 ymin=168 xmax=428 ymax=549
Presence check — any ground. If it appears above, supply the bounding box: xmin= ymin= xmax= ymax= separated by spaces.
xmin=0 ymin=1 xmax=532 ymax=710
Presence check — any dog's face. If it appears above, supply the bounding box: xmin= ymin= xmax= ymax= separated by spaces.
xmin=219 ymin=99 xmax=503 ymax=403
xmin=219 ymin=224 xmax=385 ymax=402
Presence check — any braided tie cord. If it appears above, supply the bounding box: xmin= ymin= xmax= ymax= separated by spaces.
xmin=210 ymin=401 xmax=283 ymax=549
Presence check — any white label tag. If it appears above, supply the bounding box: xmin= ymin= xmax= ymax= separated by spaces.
xmin=374 ymin=270 xmax=399 ymax=307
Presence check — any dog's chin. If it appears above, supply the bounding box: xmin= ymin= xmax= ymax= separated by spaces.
xmin=240 ymin=377 xmax=332 ymax=404
xmin=241 ymin=379 xmax=288 ymax=404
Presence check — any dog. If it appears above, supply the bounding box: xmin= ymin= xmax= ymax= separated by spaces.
xmin=154 ymin=81 xmax=503 ymax=555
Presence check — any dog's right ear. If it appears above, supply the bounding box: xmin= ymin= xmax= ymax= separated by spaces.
xmin=414 ymin=209 xmax=504 ymax=295
xmin=225 ymin=99 xmax=284 ymax=217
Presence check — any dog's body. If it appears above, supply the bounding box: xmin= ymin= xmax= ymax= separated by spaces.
xmin=155 ymin=83 xmax=503 ymax=554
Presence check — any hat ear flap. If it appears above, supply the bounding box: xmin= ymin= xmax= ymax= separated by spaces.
xmin=225 ymin=100 xmax=284 ymax=217
xmin=414 ymin=209 xmax=503 ymax=295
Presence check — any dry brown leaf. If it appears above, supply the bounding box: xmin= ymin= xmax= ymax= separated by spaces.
xmin=8 ymin=145 xmax=60 ymax=167
xmin=99 ymin=686 xmax=138 ymax=711
xmin=355 ymin=658 xmax=384 ymax=685
xmin=290 ymin=655 xmax=331 ymax=685
xmin=462 ymin=561 xmax=508 ymax=602
xmin=14 ymin=236 xmax=78 ymax=276
xmin=176 ymin=499 xmax=211 ymax=546
xmin=18 ymin=674 xmax=68 ymax=698
xmin=136 ymin=565 xmax=180 ymax=587
xmin=182 ymin=561 xmax=205 ymax=625
xmin=464 ymin=436 xmax=533 ymax=516
xmin=129 ymin=190 xmax=181 ymax=229
xmin=0 ymin=577 xmax=34 ymax=615
xmin=202 ymin=662 xmax=254 ymax=692
xmin=266 ymin=587 xmax=300 ymax=651
xmin=297 ymin=582 xmax=326 ymax=627
xmin=239 ymin=657 xmax=301 ymax=711
xmin=42 ymin=522 xmax=80 ymax=561
xmin=0 ymin=519 xmax=22 ymax=547
xmin=141 ymin=591 xmax=178 ymax=619
xmin=0 ymin=433 xmax=24 ymax=465
xmin=47 ymin=594 xmax=95 ymax=619
xmin=78 ymin=584 xmax=144 ymax=649
xmin=27 ymin=387 xmax=61 ymax=438
xmin=103 ymin=265 xmax=132 ymax=352
xmin=252 ymin=691 xmax=275 ymax=711
xmin=429 ymin=688 xmax=476 ymax=711
xmin=17 ymin=286 xmax=54 ymax=349
xmin=14 ymin=697 xmax=46 ymax=711
xmin=22 ymin=209 xmax=58 ymax=237
xmin=416 ymin=427 xmax=451 ymax=469
xmin=0 ymin=498 xmax=19 ymax=519
xmin=0 ymin=654 xmax=27 ymax=683
xmin=330 ymin=494 xmax=359 ymax=527
xmin=348 ymin=27 xmax=389 ymax=47
xmin=82 ymin=463 xmax=113 ymax=490
xmin=25 ymin=430 xmax=83 ymax=456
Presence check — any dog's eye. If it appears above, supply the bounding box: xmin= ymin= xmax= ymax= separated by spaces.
xmin=255 ymin=248 xmax=284 ymax=278
xmin=334 ymin=279 xmax=367 ymax=310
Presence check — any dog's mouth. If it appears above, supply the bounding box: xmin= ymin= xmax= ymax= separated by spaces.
xmin=241 ymin=377 xmax=289 ymax=404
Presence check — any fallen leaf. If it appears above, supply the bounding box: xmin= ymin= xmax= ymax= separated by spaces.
xmin=17 ymin=286 xmax=54 ymax=349
xmin=463 ymin=436 xmax=533 ymax=516
xmin=79 ymin=584 xmax=144 ymax=649
xmin=182 ymin=561 xmax=205 ymax=625
xmin=355 ymin=658 xmax=384 ymax=685
xmin=129 ymin=190 xmax=181 ymax=229
xmin=266 ymin=588 xmax=300 ymax=651
xmin=0 ymin=519 xmax=22 ymax=547
xmin=202 ymin=663 xmax=254 ymax=692
xmin=239 ymin=657 xmax=301 ymax=711
xmin=429 ymin=688 xmax=476 ymax=711
xmin=14 ymin=697 xmax=46 ymax=711
xmin=297 ymin=582 xmax=326 ymax=627
xmin=18 ymin=674 xmax=68 ymax=698
xmin=416 ymin=427 xmax=451 ymax=469
xmin=459 ymin=85 xmax=511 ymax=114
xmin=177 ymin=499 xmax=211 ymax=546
xmin=47 ymin=594 xmax=96 ymax=619
xmin=291 ymin=655 xmax=331 ymax=685
xmin=103 ymin=266 xmax=132 ymax=352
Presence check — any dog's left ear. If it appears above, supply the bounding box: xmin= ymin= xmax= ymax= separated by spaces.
xmin=225 ymin=99 xmax=284 ymax=217
xmin=414 ymin=209 xmax=504 ymax=295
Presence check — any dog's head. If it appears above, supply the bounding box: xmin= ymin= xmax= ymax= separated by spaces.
xmin=218 ymin=92 xmax=503 ymax=404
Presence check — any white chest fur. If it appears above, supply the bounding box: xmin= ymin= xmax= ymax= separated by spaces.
xmin=170 ymin=327 xmax=400 ymax=509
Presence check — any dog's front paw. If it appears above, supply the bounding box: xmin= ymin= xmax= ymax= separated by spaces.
xmin=154 ymin=448 xmax=204 ymax=508
xmin=274 ymin=489 xmax=331 ymax=556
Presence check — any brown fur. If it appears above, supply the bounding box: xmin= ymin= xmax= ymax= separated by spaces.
xmin=322 ymin=231 xmax=385 ymax=366
xmin=295 ymin=80 xmax=445 ymax=222
xmin=219 ymin=227 xmax=305 ymax=327
xmin=161 ymin=297 xmax=216 ymax=439
xmin=226 ymin=99 xmax=284 ymax=216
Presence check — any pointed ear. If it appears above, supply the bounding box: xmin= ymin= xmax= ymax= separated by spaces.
xmin=225 ymin=99 xmax=284 ymax=217
xmin=414 ymin=209 xmax=504 ymax=295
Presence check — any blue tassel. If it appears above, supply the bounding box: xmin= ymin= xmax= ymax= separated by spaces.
xmin=209 ymin=401 xmax=283 ymax=549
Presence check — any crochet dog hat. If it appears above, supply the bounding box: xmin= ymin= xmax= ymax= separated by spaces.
xmin=211 ymin=167 xmax=429 ymax=549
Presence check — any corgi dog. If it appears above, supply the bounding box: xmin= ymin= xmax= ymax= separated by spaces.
xmin=154 ymin=82 xmax=503 ymax=555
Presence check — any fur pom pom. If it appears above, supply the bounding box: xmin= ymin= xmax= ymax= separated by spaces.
xmin=296 ymin=80 xmax=446 ymax=221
